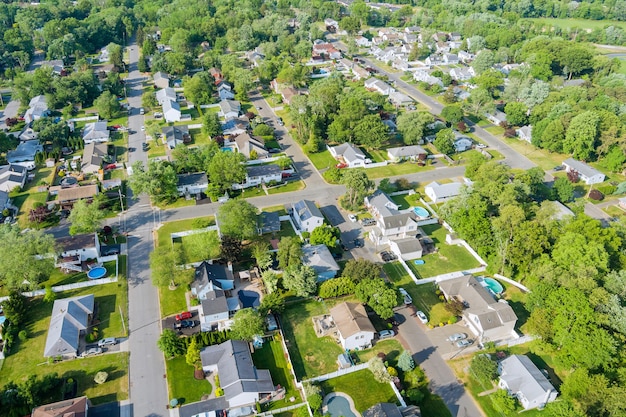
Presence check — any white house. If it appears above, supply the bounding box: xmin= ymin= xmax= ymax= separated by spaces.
xmin=389 ymin=237 xmax=423 ymax=260
xmin=192 ymin=261 xmax=237 ymax=331
xmin=162 ymin=125 xmax=190 ymax=149
xmin=290 ymin=200 xmax=324 ymax=234
xmin=24 ymin=95 xmax=49 ymax=124
xmin=485 ymin=110 xmax=507 ymax=126
xmin=355 ymin=36 xmax=372 ymax=47
xmin=219 ymin=100 xmax=241 ymax=119
xmin=454 ymin=137 xmax=473 ymax=152
xmin=516 ymin=125 xmax=532 ymax=143
xmin=364 ymin=78 xmax=395 ymax=96
xmin=330 ymin=302 xmax=375 ymax=351
xmin=562 ymin=158 xmax=606 ymax=185
xmin=364 ymin=189 xmax=419 ymax=246
xmin=232 ymin=164 xmax=283 ymax=190
xmin=153 ymin=71 xmax=170 ymax=89
xmin=82 ymin=121 xmax=110 ymax=144
xmin=218 ymin=83 xmax=235 ymax=100
xmin=162 ymin=100 xmax=181 ymax=122
xmin=498 ymin=355 xmax=558 ymax=410
xmin=81 ymin=142 xmax=109 ymax=174
xmin=231 ymin=133 xmax=268 ymax=159
xmin=44 ymin=294 xmax=94 ymax=358
xmin=6 ymin=141 xmax=42 ymax=170
xmin=387 ymin=145 xmax=427 ymax=162
xmin=177 ymin=172 xmax=208 ymax=196
xmin=458 ymin=50 xmax=475 ymax=62
xmin=156 ymin=87 xmax=177 ymax=105
xmin=449 ymin=67 xmax=474 ymax=81
xmin=443 ymin=53 xmax=459 ymax=65
xmin=413 ymin=69 xmax=443 ymax=86
xmin=425 ymin=181 xmax=464 ymax=203
xmin=328 ymin=142 xmax=369 ymax=168
xmin=0 ymin=164 xmax=28 ymax=192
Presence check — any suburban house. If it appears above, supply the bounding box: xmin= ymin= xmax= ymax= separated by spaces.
xmin=81 ymin=142 xmax=109 ymax=174
xmin=222 ymin=118 xmax=249 ymax=137
xmin=290 ymin=199 xmax=324 ymax=233
xmin=363 ymin=403 xmax=422 ymax=417
xmin=177 ymin=172 xmax=208 ymax=196
xmin=219 ymin=100 xmax=241 ymax=119
xmin=0 ymin=164 xmax=28 ymax=192
xmin=517 ymin=125 xmax=532 ymax=143
xmin=258 ymin=211 xmax=281 ymax=235
xmin=32 ymin=396 xmax=91 ymax=417
xmin=329 ymin=302 xmax=375 ymax=350
xmin=388 ymin=91 xmax=413 ymax=107
xmin=56 ymin=234 xmax=101 ymax=267
xmin=24 ymin=95 xmax=49 ymax=124
xmin=389 ymin=238 xmax=423 ymax=261
xmin=498 ymin=355 xmax=558 ymax=410
xmin=56 ymin=184 xmax=99 ymax=209
xmin=19 ymin=127 xmax=38 ymax=142
xmin=6 ymin=140 xmax=42 ymax=169
xmin=453 ymin=137 xmax=473 ymax=152
xmin=163 ymin=99 xmax=182 ymax=123
xmin=324 ymin=18 xmax=339 ymax=32
xmin=153 ymin=71 xmax=170 ymax=88
xmin=162 ymin=125 xmax=190 ymax=149
xmin=485 ymin=111 xmax=507 ymax=126
xmin=200 ymin=340 xmax=276 ymax=408
xmin=232 ymin=133 xmax=268 ymax=159
xmin=364 ymin=189 xmax=420 ymax=247
xmin=562 ymin=158 xmax=606 ymax=185
xmin=424 ymin=181 xmax=464 ymax=203
xmin=352 ymin=65 xmax=371 ymax=81
xmin=312 ymin=41 xmax=342 ymax=60
xmin=82 ymin=121 xmax=110 ymax=144
xmin=44 ymin=294 xmax=95 ymax=358
xmin=192 ymin=261 xmax=238 ymax=332
xmin=546 ymin=200 xmax=575 ymax=220
xmin=38 ymin=59 xmax=65 ymax=75
xmin=233 ymin=164 xmax=283 ymax=190
xmin=156 ymin=87 xmax=177 ymax=105
xmin=443 ymin=53 xmax=459 ymax=64
xmin=355 ymin=36 xmax=372 ymax=47
xmin=328 ymin=142 xmax=369 ymax=168
xmin=218 ymin=83 xmax=235 ymax=100
xmin=365 ymin=78 xmax=395 ymax=95
xmin=387 ymin=145 xmax=427 ymax=162
xmin=302 ymin=244 xmax=340 ymax=281
xmin=438 ymin=275 xmax=518 ymax=342
xmin=413 ymin=69 xmax=443 ymax=86
xmin=449 ymin=67 xmax=474 ymax=81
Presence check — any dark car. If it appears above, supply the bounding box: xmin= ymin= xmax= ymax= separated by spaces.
xmin=268 ymin=148 xmax=281 ymax=153
xmin=175 ymin=320 xmax=198 ymax=329
xmin=553 ymin=165 xmax=565 ymax=171
xmin=353 ymin=238 xmax=364 ymax=248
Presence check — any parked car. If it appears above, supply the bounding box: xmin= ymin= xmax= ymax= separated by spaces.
xmin=140 ymin=125 xmax=145 ymax=131
xmin=380 ymin=251 xmax=393 ymax=262
xmin=80 ymin=347 xmax=103 ymax=357
xmin=399 ymin=288 xmax=412 ymax=305
xmin=175 ymin=320 xmax=198 ymax=329
xmin=98 ymin=337 xmax=117 ymax=347
xmin=448 ymin=333 xmax=467 ymax=342
xmin=175 ymin=311 xmax=192 ymax=321
xmin=456 ymin=339 xmax=472 ymax=348
xmin=348 ymin=214 xmax=357 ymax=222
xmin=416 ymin=311 xmax=428 ymax=324
xmin=277 ymin=118 xmax=284 ymax=126
xmin=361 ymin=218 xmax=376 ymax=226
xmin=378 ymin=330 xmax=395 ymax=339
xmin=553 ymin=165 xmax=565 ymax=171
xmin=476 ymin=143 xmax=487 ymax=149
xmin=353 ymin=238 xmax=363 ymax=248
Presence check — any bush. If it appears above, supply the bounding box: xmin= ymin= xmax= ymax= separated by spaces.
xmin=18 ymin=330 xmax=27 ymax=341
xmin=307 ymin=393 xmax=323 ymax=412
xmin=192 ymin=218 xmax=212 ymax=229
xmin=368 ymin=357 xmax=392 ymax=383
xmin=94 ymin=371 xmax=108 ymax=384
xmin=406 ymin=388 xmax=425 ymax=405
xmin=318 ymin=277 xmax=355 ymax=298
xmin=596 ymin=184 xmax=616 ymax=195
xmin=398 ymin=350 xmax=415 ymax=372
xmin=589 ymin=189 xmax=604 ymax=201
xmin=387 ymin=366 xmax=398 ymax=377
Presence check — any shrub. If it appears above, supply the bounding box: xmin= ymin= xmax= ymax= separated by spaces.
xmin=406 ymin=388 xmax=425 ymax=405
xmin=307 ymin=393 xmax=322 ymax=412
xmin=398 ymin=350 xmax=415 ymax=372
xmin=395 ymin=178 xmax=411 ymax=191
xmin=192 ymin=218 xmax=212 ymax=229
xmin=597 ymin=184 xmax=616 ymax=195
xmin=447 ymin=317 xmax=458 ymax=324
xmin=387 ymin=366 xmax=398 ymax=377
xmin=589 ymin=189 xmax=604 ymax=201
xmin=94 ymin=371 xmax=108 ymax=384
xmin=18 ymin=330 xmax=27 ymax=341
xmin=368 ymin=357 xmax=392 ymax=383
xmin=318 ymin=277 xmax=355 ymax=298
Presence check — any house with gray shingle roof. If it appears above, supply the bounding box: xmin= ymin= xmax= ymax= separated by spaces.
xmin=424 ymin=181 xmax=464 ymax=203
xmin=163 ymin=99 xmax=181 ymax=123
xmin=330 ymin=302 xmax=375 ymax=350
xmin=387 ymin=145 xmax=426 ymax=162
xmin=153 ymin=71 xmax=170 ymax=89
xmin=328 ymin=142 xmax=368 ymax=168
xmin=364 ymin=189 xmax=419 ymax=246
xmin=562 ymin=158 xmax=605 ymax=185
xmin=498 ymin=355 xmax=557 ymax=410
xmin=219 ymin=100 xmax=241 ymax=119
xmin=82 ymin=121 xmax=110 ymax=144
xmin=302 ymin=244 xmax=340 ymax=281
xmin=200 ymin=340 xmax=275 ymax=408
xmin=290 ymin=200 xmax=324 ymax=233
xmin=193 ymin=261 xmax=238 ymax=331
xmin=44 ymin=294 xmax=94 ymax=358
xmin=156 ymin=87 xmax=177 ymax=105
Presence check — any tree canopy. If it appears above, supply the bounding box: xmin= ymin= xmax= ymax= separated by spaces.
xmin=0 ymin=226 xmax=56 ymax=290
xmin=216 ymin=199 xmax=258 ymax=241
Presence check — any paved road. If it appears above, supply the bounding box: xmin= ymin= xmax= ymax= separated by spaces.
xmin=396 ymin=306 xmax=484 ymax=417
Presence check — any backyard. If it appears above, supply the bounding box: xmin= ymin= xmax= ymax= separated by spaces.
xmin=155 ymin=216 xmax=215 ymax=247
xmin=319 ymin=369 xmax=399 ymax=412
xmin=165 ymin=356 xmax=212 ymax=405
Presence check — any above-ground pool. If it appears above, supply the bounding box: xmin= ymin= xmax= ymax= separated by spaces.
xmin=87 ymin=267 xmax=107 ymax=280
xmin=477 ymin=276 xmax=504 ymax=295
xmin=0 ymin=316 xmax=6 ymax=326
xmin=412 ymin=206 xmax=429 ymax=218
xmin=221 ymin=147 xmax=233 ymax=152
xmin=325 ymin=395 xmax=357 ymax=417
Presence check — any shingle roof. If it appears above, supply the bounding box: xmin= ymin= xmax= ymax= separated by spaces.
xmin=425 ymin=181 xmax=463 ymax=200
xmin=177 ymin=172 xmax=207 ymax=188
xmin=219 ymin=99 xmax=241 ymax=115
xmin=363 ymin=403 xmax=404 ymax=417
xmin=201 ymin=289 xmax=229 ymax=316
xmin=562 ymin=158 xmax=603 ymax=179
xmin=293 ymin=200 xmax=323 ymax=222
xmin=366 ymin=189 xmax=400 ymax=218
xmin=330 ymin=142 xmax=365 ymax=164
xmin=302 ymin=244 xmax=340 ymax=276
xmin=393 ymin=237 xmax=423 ymax=254
xmin=500 ymin=355 xmax=556 ymax=402
xmin=82 ymin=122 xmax=110 ymax=142
xmin=387 ymin=145 xmax=426 ymax=158
xmin=44 ymin=295 xmax=94 ymax=357
xmin=57 ymin=185 xmax=99 ymax=203
xmin=32 ymin=396 xmax=90 ymax=417
xmin=330 ymin=302 xmax=375 ymax=338
xmin=162 ymin=125 xmax=189 ymax=149
xmin=192 ymin=261 xmax=234 ymax=295
xmin=156 ymin=87 xmax=176 ymax=104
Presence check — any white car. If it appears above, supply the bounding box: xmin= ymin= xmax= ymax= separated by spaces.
xmin=80 ymin=347 xmax=103 ymax=357
xmin=456 ymin=339 xmax=472 ymax=348
xmin=140 ymin=125 xmax=145 ymax=131
xmin=348 ymin=214 xmax=357 ymax=222
xmin=379 ymin=330 xmax=395 ymax=339
xmin=448 ymin=333 xmax=467 ymax=342
xmin=416 ymin=310 xmax=428 ymax=324
xmin=98 ymin=337 xmax=118 ymax=347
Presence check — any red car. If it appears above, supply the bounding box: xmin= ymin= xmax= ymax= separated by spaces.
xmin=175 ymin=311 xmax=192 ymax=321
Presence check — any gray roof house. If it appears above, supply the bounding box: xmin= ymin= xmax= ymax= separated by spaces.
xmin=439 ymin=275 xmax=517 ymax=342
xmin=162 ymin=125 xmax=190 ymax=149
xmin=193 ymin=261 xmax=237 ymax=331
xmin=562 ymin=158 xmax=606 ymax=185
xmin=516 ymin=125 xmax=532 ymax=143
xmin=192 ymin=261 xmax=235 ymax=300
xmin=24 ymin=95 xmax=49 ymax=124
xmin=44 ymin=294 xmax=94 ymax=358
xmin=258 ymin=211 xmax=281 ymax=235
xmin=498 ymin=355 xmax=557 ymax=410
xmin=485 ymin=110 xmax=507 ymax=126
xmin=153 ymin=71 xmax=170 ymax=89
xmin=0 ymin=164 xmax=28 ymax=192
xmin=233 ymin=164 xmax=283 ymax=190
xmin=302 ymin=244 xmax=340 ymax=281
xmin=156 ymin=87 xmax=177 ymax=105
xmin=363 ymin=403 xmax=422 ymax=417
xmin=176 ymin=172 xmax=208 ymax=196
xmin=81 ymin=142 xmax=109 ymax=174
xmin=200 ymin=340 xmax=275 ymax=408
xmin=424 ymin=181 xmax=464 ymax=203
xmin=163 ymin=99 xmax=181 ymax=123
xmin=389 ymin=237 xmax=423 ymax=261
xmin=328 ymin=143 xmax=368 ymax=168
xmin=219 ymin=100 xmax=241 ymax=119
xmin=7 ymin=140 xmax=43 ymax=166
xmin=82 ymin=121 xmax=110 ymax=144
xmin=290 ymin=200 xmax=324 ymax=234
xmin=387 ymin=145 xmax=427 ymax=162
xmin=233 ymin=133 xmax=268 ymax=159
xmin=364 ymin=189 xmax=419 ymax=246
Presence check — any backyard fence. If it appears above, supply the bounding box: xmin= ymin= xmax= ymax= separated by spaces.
xmin=303 ymin=363 xmax=369 ymax=383
xmin=170 ymin=226 xmax=218 ymax=240
xmin=256 ymin=403 xmax=309 ymax=417
xmin=493 ymin=274 xmax=530 ymax=293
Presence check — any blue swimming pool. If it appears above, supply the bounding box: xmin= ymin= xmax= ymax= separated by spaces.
xmin=326 ymin=396 xmax=356 ymax=417
xmin=87 ymin=267 xmax=107 ymax=280
xmin=221 ymin=147 xmax=233 ymax=152
xmin=412 ymin=206 xmax=429 ymax=218
xmin=477 ymin=276 xmax=504 ymax=295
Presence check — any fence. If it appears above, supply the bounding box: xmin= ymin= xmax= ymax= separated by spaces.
xmin=493 ymin=274 xmax=530 ymax=293
xmin=257 ymin=403 xmax=309 ymax=417
xmin=363 ymin=161 xmax=388 ymax=169
xmin=170 ymin=226 xmax=218 ymax=240
xmin=68 ymin=116 xmax=99 ymax=122
xmin=304 ymin=363 xmax=369 ymax=383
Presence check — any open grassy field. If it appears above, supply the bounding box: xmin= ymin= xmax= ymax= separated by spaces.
xmin=165 ymin=356 xmax=212 ymax=404
xmin=13 ymin=166 xmax=56 ymax=227
xmin=307 ymin=150 xmax=337 ymax=170
xmin=320 ymin=369 xmax=399 ymax=412
xmin=158 ymin=276 xmax=192 ymax=317
xmin=266 ymin=180 xmax=306 ymax=195
xmin=365 ymin=161 xmax=434 ymax=180
xmin=156 ymin=216 xmax=215 ymax=247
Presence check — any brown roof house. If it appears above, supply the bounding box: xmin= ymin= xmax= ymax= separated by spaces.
xmin=32 ymin=396 xmax=91 ymax=417
xmin=57 ymin=184 xmax=99 ymax=209
xmin=438 ymin=275 xmax=517 ymax=343
xmin=232 ymin=133 xmax=268 ymax=159
xmin=329 ymin=302 xmax=375 ymax=350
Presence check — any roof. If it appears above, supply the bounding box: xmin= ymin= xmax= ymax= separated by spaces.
xmin=363 ymin=403 xmax=403 ymax=417
xmin=302 ymin=244 xmax=340 ymax=276
xmin=200 ymin=340 xmax=274 ymax=401
xmin=392 ymin=237 xmax=423 ymax=255
xmin=177 ymin=172 xmax=208 ymax=188
xmin=247 ymin=164 xmax=281 ymax=178
xmin=32 ymin=396 xmax=90 ymax=417
xmin=153 ymin=71 xmax=169 ymax=84
xmin=162 ymin=125 xmax=189 ymax=149
xmin=500 ymin=355 xmax=556 ymax=401
xmin=562 ymin=158 xmax=603 ymax=179
xmin=163 ymin=99 xmax=181 ymax=115
xmin=517 ymin=125 xmax=532 ymax=137
xmin=425 ymin=181 xmax=463 ymax=200
xmin=57 ymin=184 xmax=99 ymax=203
xmin=292 ymin=200 xmax=323 ymax=222
xmin=201 ymin=289 xmax=229 ymax=316
xmin=387 ymin=146 xmax=426 ymax=158
xmin=547 ymin=200 xmax=574 ymax=220
xmin=389 ymin=91 xmax=413 ymax=105
xmin=192 ymin=261 xmax=234 ymax=295
xmin=365 ymin=189 xmax=400 ymax=218
xmin=179 ymin=397 xmax=229 ymax=417
xmin=219 ymin=99 xmax=241 ymax=115
xmin=329 ymin=142 xmax=365 ymax=164
xmin=0 ymin=190 xmax=9 ymax=209
xmin=234 ymin=133 xmax=267 ymax=158
xmin=330 ymin=302 xmax=375 ymax=338
xmin=156 ymin=87 xmax=176 ymax=104
xmin=380 ymin=213 xmax=415 ymax=230
xmin=44 ymin=295 xmax=94 ymax=357
xmin=56 ymin=233 xmax=96 ymax=253
xmin=259 ymin=211 xmax=281 ymax=234
xmin=83 ymin=122 xmax=110 ymax=141
xmin=7 ymin=140 xmax=43 ymax=163
xmin=81 ymin=142 xmax=108 ymax=172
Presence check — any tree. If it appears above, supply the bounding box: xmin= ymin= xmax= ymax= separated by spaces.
xmin=564 ymin=111 xmax=600 ymax=160
xmin=355 ymin=278 xmax=397 ymax=319
xmin=68 ymin=199 xmax=104 ymax=235
xmin=283 ymin=264 xmax=317 ymax=297
xmin=441 ymin=105 xmax=463 ymax=124
xmin=207 ymin=151 xmax=246 ymax=194
xmin=504 ymin=102 xmax=528 ymax=126
xmin=309 ymin=225 xmax=340 ymax=249
xmin=250 ymin=240 xmax=272 ymax=271
xmin=3 ymin=291 xmax=27 ymax=326
xmin=560 ymin=45 xmax=593 ymax=79
xmin=353 ymin=115 xmax=388 ymax=149
xmin=106 ymin=43 xmax=123 ymax=68
xmin=471 ymin=50 xmax=495 ymax=75
xmin=0 ymin=226 xmax=55 ymax=290
xmin=157 ymin=329 xmax=186 ymax=358
xmin=220 ymin=235 xmax=243 ymax=262
xmin=342 ymin=169 xmax=374 ymax=210
xmin=216 ymin=199 xmax=258 ymax=240
xmin=128 ymin=160 xmax=179 ymax=204
xmin=341 ymin=259 xmax=381 ymax=282
xmin=470 ymin=355 xmax=498 ymax=385
xmin=186 ymin=337 xmax=201 ymax=369
xmin=491 ymin=390 xmax=516 ymax=414
xmin=433 ymin=128 xmax=455 ymax=155
xmin=94 ymin=91 xmax=120 ymax=120
xmin=149 ymin=246 xmax=185 ymax=288
xmin=463 ymin=87 xmax=495 ymax=117
xmin=202 ymin=112 xmax=222 ymax=138
xmin=318 ymin=277 xmax=355 ymax=298
xmin=230 ymin=308 xmax=264 ymax=341
xmin=262 ymin=270 xmax=280 ymax=294
xmin=474 ymin=69 xmax=504 ymax=95
xmin=183 ymin=71 xmax=214 ymax=105
xmin=396 ymin=111 xmax=434 ymax=145
xmin=397 ymin=350 xmax=415 ymax=372
xmin=368 ymin=357 xmax=391 ymax=383
xmin=553 ymin=177 xmax=574 ymax=203
xmin=185 ymin=231 xmax=221 ymax=262
xmin=340 ymin=16 xmax=360 ymax=34
xmin=258 ymin=292 xmax=285 ymax=316
xmin=277 ymin=237 xmax=303 ymax=270
xmin=252 ymin=124 xmax=273 ymax=137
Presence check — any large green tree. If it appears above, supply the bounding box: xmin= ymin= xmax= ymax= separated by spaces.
xmin=230 ymin=308 xmax=264 ymax=341
xmin=277 ymin=236 xmax=303 ymax=270
xmin=216 ymin=199 xmax=258 ymax=240
xmin=341 ymin=169 xmax=373 ymax=210
xmin=183 ymin=71 xmax=215 ymax=105
xmin=0 ymin=226 xmax=55 ymax=290
xmin=355 ymin=278 xmax=397 ymax=319
xmin=283 ymin=264 xmax=317 ymax=297
xmin=94 ymin=90 xmax=120 ymax=120
xmin=68 ymin=198 xmax=105 ymax=236
xmin=396 ymin=111 xmax=434 ymax=145
xmin=149 ymin=245 xmax=186 ymax=288
xmin=353 ymin=114 xmax=389 ymax=149
xmin=128 ymin=160 xmax=179 ymax=203
xmin=564 ymin=111 xmax=600 ymax=160
xmin=207 ymin=151 xmax=246 ymax=194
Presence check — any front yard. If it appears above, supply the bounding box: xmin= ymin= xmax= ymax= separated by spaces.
xmin=319 ymin=369 xmax=399 ymax=412
xmin=165 ymin=356 xmax=212 ymax=405
xmin=155 ymin=216 xmax=215 ymax=247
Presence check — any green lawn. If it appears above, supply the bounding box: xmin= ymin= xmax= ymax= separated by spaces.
xmin=156 ymin=198 xmax=197 ymax=210
xmin=353 ymin=339 xmax=403 ymax=364
xmin=281 ymin=300 xmax=343 ymax=379
xmin=0 ymin=281 xmax=129 ymax=403
xmin=156 ymin=216 xmax=215 ymax=247
xmin=307 ymin=150 xmax=337 ymax=170
xmin=165 ymin=356 xmax=212 ymax=404
xmin=44 ymin=258 xmax=120 ymax=287
xmin=176 ymin=230 xmax=221 ymax=263
xmin=390 ymin=193 xmax=423 ymax=210
xmin=502 ymin=137 xmax=564 ymax=171
xmin=266 ymin=180 xmax=306 ymax=195
xmin=407 ymin=224 xmax=481 ymax=278
xmin=524 ymin=17 xmax=626 ymax=31
xmin=365 ymin=161 xmax=434 ymax=180
xmin=12 ymin=166 xmax=56 ymax=227
xmin=158 ymin=280 xmax=191 ymax=318
xmin=252 ymin=338 xmax=302 ymax=409
xmin=320 ymin=370 xmax=398 ymax=412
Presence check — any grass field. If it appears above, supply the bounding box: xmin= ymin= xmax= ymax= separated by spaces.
xmin=156 ymin=216 xmax=215 ymax=247
xmin=320 ymin=369 xmax=399 ymax=412
xmin=158 ymin=278 xmax=191 ymax=317
xmin=252 ymin=338 xmax=302 ymax=409
xmin=266 ymin=180 xmax=306 ymax=195
xmin=523 ymin=17 xmax=626 ymax=31
xmin=12 ymin=166 xmax=56 ymax=227
xmin=307 ymin=150 xmax=337 ymax=170
xmin=165 ymin=356 xmax=212 ymax=404
xmin=353 ymin=339 xmax=403 ymax=363
xmin=365 ymin=161 xmax=434 ymax=180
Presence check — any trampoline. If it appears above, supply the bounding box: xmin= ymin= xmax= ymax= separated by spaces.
xmin=87 ymin=267 xmax=107 ymax=280
xmin=412 ymin=206 xmax=429 ymax=218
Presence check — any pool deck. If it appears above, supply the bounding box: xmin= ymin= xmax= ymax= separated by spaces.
xmin=322 ymin=392 xmax=360 ymax=417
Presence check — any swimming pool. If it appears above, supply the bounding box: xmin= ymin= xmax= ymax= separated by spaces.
xmin=221 ymin=147 xmax=233 ymax=152
xmin=412 ymin=206 xmax=429 ymax=218
xmin=325 ymin=395 xmax=357 ymax=417
xmin=477 ymin=276 xmax=504 ymax=295
xmin=87 ymin=267 xmax=107 ymax=280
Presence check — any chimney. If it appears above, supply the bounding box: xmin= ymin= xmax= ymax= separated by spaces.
xmin=227 ymin=261 xmax=233 ymax=272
